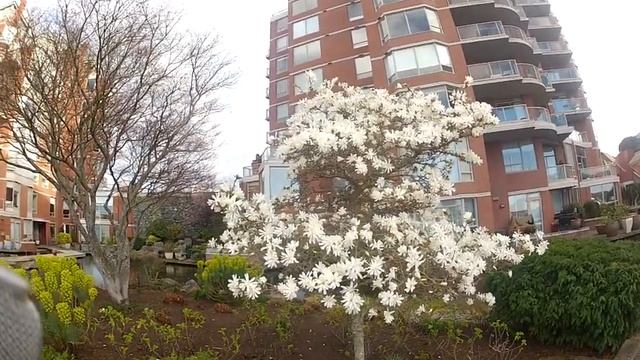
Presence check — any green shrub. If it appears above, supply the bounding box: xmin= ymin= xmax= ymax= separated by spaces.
xmin=583 ymin=200 xmax=601 ymax=219
xmin=27 ymin=256 xmax=97 ymax=350
xmin=195 ymin=255 xmax=261 ymax=303
xmin=147 ymin=219 xmax=183 ymax=241
xmin=56 ymin=232 xmax=72 ymax=245
xmin=42 ymin=346 xmax=75 ymax=360
xmin=146 ymin=234 xmax=160 ymax=246
xmin=487 ymin=239 xmax=640 ymax=352
xmin=132 ymin=237 xmax=145 ymax=251
xmin=601 ymin=203 xmax=630 ymax=224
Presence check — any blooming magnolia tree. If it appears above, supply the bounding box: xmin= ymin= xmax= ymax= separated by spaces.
xmin=210 ymin=78 xmax=547 ymax=360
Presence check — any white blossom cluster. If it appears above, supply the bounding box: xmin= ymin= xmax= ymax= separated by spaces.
xmin=210 ymin=79 xmax=548 ymax=323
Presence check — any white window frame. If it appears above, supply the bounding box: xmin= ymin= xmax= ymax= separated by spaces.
xmin=502 ymin=142 xmax=538 ymax=173
xmin=276 ymin=36 xmax=288 ymax=53
xmin=590 ymin=183 xmax=618 ymax=204
xmin=380 ymin=7 xmax=441 ymax=41
xmin=347 ymin=2 xmax=363 ymax=21
xmin=292 ymin=0 xmax=318 ymax=16
xmin=351 ymin=27 xmax=368 ymax=48
xmin=449 ymin=138 xmax=473 ymax=183
xmin=355 ymin=56 xmax=372 ymax=79
xmin=294 ymin=68 xmax=323 ymax=95
xmin=293 ymin=40 xmax=321 ymax=65
xmin=384 ymin=43 xmax=453 ymax=82
xmin=293 ymin=16 xmax=319 ymax=39
xmin=439 ymin=198 xmax=478 ymax=227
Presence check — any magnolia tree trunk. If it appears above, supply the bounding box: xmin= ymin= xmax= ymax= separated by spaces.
xmin=90 ymin=237 xmax=131 ymax=304
xmin=351 ymin=312 xmax=365 ymax=360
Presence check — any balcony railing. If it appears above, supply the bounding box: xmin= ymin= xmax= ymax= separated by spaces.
xmin=494 ymin=0 xmax=527 ymax=17
xmin=528 ymin=16 xmax=560 ymax=28
xmin=580 ymin=165 xmax=617 ymax=181
xmin=458 ymin=21 xmax=505 ymax=40
xmin=537 ymin=41 xmax=570 ymax=54
xmin=493 ymin=105 xmax=550 ymax=124
xmin=550 ymin=98 xmax=590 ymax=114
xmin=569 ymin=131 xmax=591 ymax=143
xmin=547 ymin=164 xmax=576 ymax=183
xmin=468 ymin=60 xmax=543 ymax=83
xmin=448 ymin=0 xmax=493 ymax=5
xmin=267 ymin=128 xmax=290 ymax=144
xmin=243 ymin=166 xmax=256 ymax=178
xmin=551 ymin=114 xmax=568 ymax=127
xmin=543 ymin=68 xmax=580 ymax=83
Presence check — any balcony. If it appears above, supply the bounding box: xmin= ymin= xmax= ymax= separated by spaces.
xmin=243 ymin=166 xmax=257 ymax=178
xmin=542 ymin=68 xmax=582 ymax=91
xmin=565 ymin=131 xmax=593 ymax=147
xmin=528 ymin=16 xmax=561 ymax=41
xmin=550 ymin=98 xmax=591 ymax=117
xmin=267 ymin=128 xmax=290 ymax=145
xmin=468 ymin=60 xmax=550 ymax=103
xmin=515 ymin=0 xmax=550 ymax=17
xmin=448 ymin=0 xmax=526 ymax=28
xmin=579 ymin=165 xmax=618 ymax=182
xmin=547 ymin=164 xmax=578 ymax=188
xmin=484 ymin=104 xmax=570 ymax=141
xmin=457 ymin=22 xmax=537 ymax=63
xmin=537 ymin=41 xmax=572 ymax=67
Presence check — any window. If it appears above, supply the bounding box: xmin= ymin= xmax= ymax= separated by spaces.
xmin=10 ymin=220 xmax=20 ymax=241
xmin=351 ymin=27 xmax=368 ymax=48
xmin=276 ymin=79 xmax=289 ymax=97
xmin=5 ymin=184 xmax=19 ymax=209
xmin=347 ymin=2 xmax=363 ymax=21
xmin=576 ymin=147 xmax=587 ymax=169
xmin=27 ymin=189 xmax=35 ymax=215
xmin=63 ymin=201 xmax=70 ymax=219
xmin=293 ymin=16 xmax=319 ymax=39
xmin=49 ymin=197 xmax=55 ymax=217
xmin=380 ymin=8 xmax=441 ymax=40
xmin=375 ymin=0 xmax=402 ymax=6
xmin=385 ymin=43 xmax=452 ymax=81
xmin=422 ymin=86 xmax=453 ymax=108
xmin=355 ymin=56 xmax=372 ymax=79
xmin=292 ymin=0 xmax=318 ymax=16
xmin=293 ymin=40 xmax=321 ymax=65
xmin=276 ymin=104 xmax=289 ymax=122
xmin=276 ymin=57 xmax=288 ymax=73
xmin=294 ymin=68 xmax=323 ymax=95
xmin=96 ymin=196 xmax=113 ymax=220
xmin=509 ymin=193 xmax=543 ymax=230
xmin=276 ymin=17 xmax=288 ymax=32
xmin=591 ymin=183 xmax=617 ymax=204
xmin=439 ymin=198 xmax=478 ymax=227
xmin=502 ymin=142 xmax=537 ymax=173
xmin=276 ymin=36 xmax=288 ymax=53
xmin=449 ymin=138 xmax=473 ymax=182
xmin=268 ymin=167 xmax=298 ymax=199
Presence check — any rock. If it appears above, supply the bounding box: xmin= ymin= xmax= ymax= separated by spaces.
xmin=180 ymin=279 xmax=200 ymax=295
xmin=158 ymin=278 xmax=180 ymax=289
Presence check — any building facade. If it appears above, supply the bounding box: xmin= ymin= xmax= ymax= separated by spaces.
xmin=242 ymin=0 xmax=619 ymax=233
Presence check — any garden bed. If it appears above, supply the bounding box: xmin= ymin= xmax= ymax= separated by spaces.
xmin=70 ymin=289 xmax=612 ymax=360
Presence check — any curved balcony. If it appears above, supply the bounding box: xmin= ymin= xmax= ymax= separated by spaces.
xmin=550 ymin=98 xmax=591 ymax=119
xmin=484 ymin=104 xmax=571 ymax=141
xmin=542 ymin=68 xmax=582 ymax=91
xmin=515 ymin=0 xmax=550 ymax=17
xmin=579 ymin=165 xmax=618 ymax=183
xmin=528 ymin=16 xmax=561 ymax=41
xmin=448 ymin=0 xmax=527 ymax=28
xmin=457 ymin=22 xmax=538 ymax=63
xmin=537 ymin=40 xmax=572 ymax=68
xmin=267 ymin=127 xmax=290 ymax=145
xmin=468 ymin=60 xmax=551 ymax=105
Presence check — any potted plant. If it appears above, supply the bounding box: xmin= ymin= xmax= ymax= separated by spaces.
xmin=617 ymin=204 xmax=633 ymax=234
xmin=164 ymin=242 xmax=174 ymax=260
xmin=633 ymin=212 xmax=640 ymax=231
xmin=56 ymin=232 xmax=72 ymax=249
xmin=595 ymin=223 xmax=608 ymax=235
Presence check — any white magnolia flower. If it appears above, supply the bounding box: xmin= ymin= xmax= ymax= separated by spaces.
xmin=368 ymin=309 xmax=378 ymax=319
xmin=405 ymin=277 xmax=417 ymax=293
xmin=342 ymin=287 xmax=365 ymax=315
xmin=442 ymin=294 xmax=451 ymax=303
xmin=277 ymin=276 xmax=300 ymax=300
xmin=415 ymin=305 xmax=427 ymax=316
xmin=322 ymin=295 xmax=337 ymax=309
xmin=383 ymin=310 xmax=395 ymax=324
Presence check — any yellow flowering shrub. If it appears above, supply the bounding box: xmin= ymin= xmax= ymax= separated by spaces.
xmin=26 ymin=256 xmax=97 ymax=348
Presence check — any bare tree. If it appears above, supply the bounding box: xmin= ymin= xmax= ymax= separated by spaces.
xmin=0 ymin=0 xmax=235 ymax=303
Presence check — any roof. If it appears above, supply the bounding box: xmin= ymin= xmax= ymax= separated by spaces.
xmin=270 ymin=9 xmax=287 ymax=21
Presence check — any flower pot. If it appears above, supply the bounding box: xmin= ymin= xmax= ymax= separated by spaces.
xmin=620 ymin=218 xmax=634 ymax=234
xmin=606 ymin=222 xmax=620 ymax=238
xmin=633 ymin=215 xmax=640 ymax=231
xmin=164 ymin=252 xmax=174 ymax=260
xmin=595 ymin=224 xmax=608 ymax=235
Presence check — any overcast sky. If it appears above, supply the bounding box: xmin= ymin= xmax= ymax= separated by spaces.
xmin=27 ymin=0 xmax=640 ymax=179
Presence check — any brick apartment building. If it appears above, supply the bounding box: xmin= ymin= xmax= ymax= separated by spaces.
xmin=242 ymin=0 xmax=619 ymax=233
xmin=0 ymin=0 xmax=134 ymax=246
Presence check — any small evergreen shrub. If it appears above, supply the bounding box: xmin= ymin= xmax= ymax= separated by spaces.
xmin=487 ymin=239 xmax=640 ymax=352
xmin=583 ymin=200 xmax=601 ymax=219
xmin=195 ymin=255 xmax=261 ymax=303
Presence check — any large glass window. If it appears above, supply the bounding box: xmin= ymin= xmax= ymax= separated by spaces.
xmin=351 ymin=28 xmax=368 ymax=48
xmin=294 ymin=68 xmax=323 ymax=95
xmin=292 ymin=0 xmax=318 ymax=16
xmin=276 ymin=36 xmax=288 ymax=53
xmin=440 ymin=198 xmax=478 ymax=227
xmin=576 ymin=147 xmax=587 ymax=169
xmin=293 ymin=16 xmax=319 ymax=39
xmin=276 ymin=57 xmax=288 ymax=74
xmin=509 ymin=192 xmax=543 ymax=230
xmin=422 ymin=85 xmax=453 ymax=108
xmin=591 ymin=183 xmax=617 ymax=204
xmin=276 ymin=17 xmax=288 ymax=32
xmin=5 ymin=183 xmax=19 ymax=209
xmin=385 ymin=43 xmax=452 ymax=81
xmin=269 ymin=167 xmax=297 ymax=199
xmin=347 ymin=2 xmax=363 ymax=21
xmin=355 ymin=56 xmax=372 ymax=79
xmin=449 ymin=138 xmax=473 ymax=182
xmin=502 ymin=142 xmax=537 ymax=173
xmin=276 ymin=104 xmax=289 ymax=122
xmin=293 ymin=40 xmax=321 ymax=65
xmin=381 ymin=8 xmax=441 ymax=40
xmin=276 ymin=79 xmax=289 ymax=98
